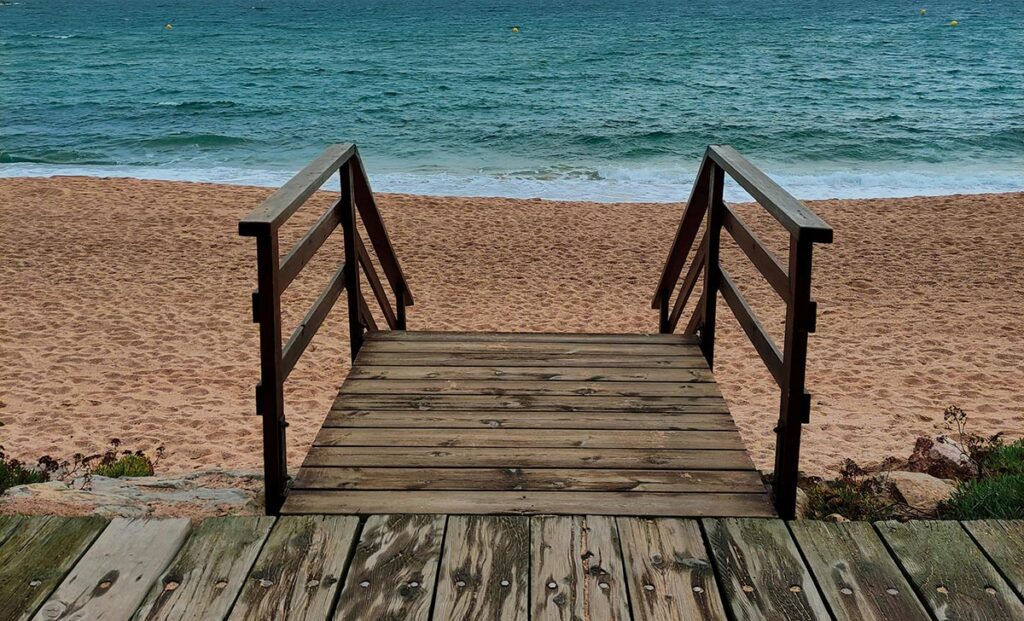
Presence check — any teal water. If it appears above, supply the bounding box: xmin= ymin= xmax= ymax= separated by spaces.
xmin=2 ymin=0 xmax=1022 ymax=201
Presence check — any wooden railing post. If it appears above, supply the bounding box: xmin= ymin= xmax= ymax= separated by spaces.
xmin=773 ymin=235 xmax=816 ymax=519
xmin=340 ymin=162 xmax=364 ymax=359
xmin=658 ymin=297 xmax=670 ymax=334
xmin=698 ymin=163 xmax=725 ymax=369
xmin=254 ymin=231 xmax=288 ymax=515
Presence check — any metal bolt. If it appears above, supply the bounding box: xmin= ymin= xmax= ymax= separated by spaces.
xmin=359 ymin=580 xmax=370 ymax=588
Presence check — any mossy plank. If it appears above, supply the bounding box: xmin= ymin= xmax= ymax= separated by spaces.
xmin=333 ymin=514 xmax=446 ymax=620
xmin=878 ymin=520 xmax=1024 ymax=620
xmin=227 ymin=515 xmax=357 ymax=621
xmin=790 ymin=520 xmax=929 ymax=621
xmin=433 ymin=516 xmax=528 ymax=621
xmin=702 ymin=518 xmax=829 ymax=620
xmin=0 ymin=516 xmax=106 ymax=621
xmin=531 ymin=515 xmax=630 ymax=621
xmin=132 ymin=516 xmax=275 ymax=621
xmin=963 ymin=520 xmax=1024 ymax=602
xmin=0 ymin=515 xmax=24 ymax=548
xmin=34 ymin=517 xmax=190 ymax=621
xmin=618 ymin=518 xmax=727 ymax=620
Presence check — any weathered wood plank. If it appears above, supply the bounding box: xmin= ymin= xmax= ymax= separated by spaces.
xmin=0 ymin=515 xmax=24 ymax=548
xmin=227 ymin=515 xmax=358 ymax=621
xmin=0 ymin=516 xmax=106 ymax=621
xmin=34 ymin=518 xmax=190 ymax=621
xmin=302 ymin=447 xmax=758 ymax=470
xmin=433 ymin=516 xmax=528 ymax=621
xmin=703 ymin=518 xmax=830 ymax=620
xmin=789 ymin=520 xmax=929 ymax=621
xmin=362 ymin=340 xmax=704 ymax=356
xmin=531 ymin=516 xmax=630 ymax=621
xmin=346 ymin=365 xmax=714 ymax=383
xmin=291 ymin=467 xmax=766 ymax=493
xmin=332 ymin=394 xmax=728 ymax=413
xmin=877 ymin=520 xmax=1024 ymax=620
xmin=282 ymin=491 xmax=775 ymax=517
xmin=617 ymin=518 xmax=727 ymax=620
xmin=314 ymin=428 xmax=745 ymax=450
xmin=133 ymin=517 xmax=275 ymax=621
xmin=367 ymin=331 xmax=696 ymax=344
xmin=333 ymin=514 xmax=445 ymax=621
xmin=355 ymin=352 xmax=709 ymax=368
xmin=963 ymin=520 xmax=1024 ymax=601
xmin=324 ymin=409 xmax=736 ymax=430
xmin=340 ymin=379 xmax=723 ymax=398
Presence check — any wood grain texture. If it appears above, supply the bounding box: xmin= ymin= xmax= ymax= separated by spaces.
xmin=361 ymin=340 xmax=701 ymax=356
xmin=301 ymin=447 xmax=757 ymax=470
xmin=877 ymin=520 xmax=1024 ymax=620
xmin=702 ymin=518 xmax=830 ymax=620
xmin=433 ymin=516 xmax=528 ymax=621
xmin=282 ymin=491 xmax=775 ymax=517
xmin=789 ymin=520 xmax=929 ymax=621
xmin=34 ymin=518 xmax=190 ymax=621
xmin=617 ymin=518 xmax=728 ymax=620
xmin=324 ymin=409 xmax=736 ymax=430
xmin=346 ymin=365 xmax=714 ymax=383
xmin=0 ymin=515 xmax=24 ymax=548
xmin=963 ymin=520 xmax=1024 ymax=601
xmin=227 ymin=516 xmax=358 ymax=621
xmin=366 ymin=331 xmax=696 ymax=344
xmin=354 ymin=352 xmax=709 ymax=368
xmin=531 ymin=516 xmax=630 ymax=621
xmin=0 ymin=516 xmax=106 ymax=621
xmin=332 ymin=394 xmax=728 ymax=413
xmin=339 ymin=379 xmax=722 ymax=398
xmin=313 ymin=428 xmax=744 ymax=450
xmin=291 ymin=467 xmax=766 ymax=493
xmin=334 ymin=514 xmax=446 ymax=621
xmin=132 ymin=516 xmax=275 ymax=621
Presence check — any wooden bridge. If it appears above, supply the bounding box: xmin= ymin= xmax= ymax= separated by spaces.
xmin=3 ymin=514 xmax=1023 ymax=620
xmin=239 ymin=143 xmax=832 ymax=519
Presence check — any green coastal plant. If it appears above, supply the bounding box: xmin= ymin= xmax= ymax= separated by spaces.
xmin=0 ymin=447 xmax=49 ymax=494
xmin=799 ymin=459 xmax=897 ymax=521
xmin=941 ymin=474 xmax=1024 ymax=520
xmin=89 ymin=439 xmax=163 ymax=479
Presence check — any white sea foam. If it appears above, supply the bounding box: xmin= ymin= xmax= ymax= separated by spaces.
xmin=1 ymin=162 xmax=1021 ymax=203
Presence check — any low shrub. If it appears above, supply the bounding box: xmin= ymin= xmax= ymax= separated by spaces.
xmin=89 ymin=439 xmax=163 ymax=479
xmin=0 ymin=448 xmax=49 ymax=494
xmin=799 ymin=459 xmax=898 ymax=521
xmin=941 ymin=474 xmax=1024 ymax=520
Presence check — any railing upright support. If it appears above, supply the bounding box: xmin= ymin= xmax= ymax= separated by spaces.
xmin=340 ymin=162 xmax=365 ymax=359
xmin=698 ymin=164 xmax=725 ymax=369
xmin=254 ymin=231 xmax=288 ymax=516
xmin=773 ymin=235 xmax=816 ymax=519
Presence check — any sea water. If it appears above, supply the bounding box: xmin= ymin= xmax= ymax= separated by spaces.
xmin=2 ymin=0 xmax=1022 ymax=201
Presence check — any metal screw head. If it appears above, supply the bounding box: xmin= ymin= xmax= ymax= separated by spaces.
xmin=500 ymin=580 xmax=510 ymax=587
xmin=164 ymin=581 xmax=179 ymax=591
xmin=547 ymin=581 xmax=557 ymax=589
xmin=599 ymin=582 xmax=609 ymax=590
xmin=408 ymin=581 xmax=420 ymax=588
xmin=985 ymin=586 xmax=997 ymax=595
xmin=692 ymin=586 xmax=704 ymax=594
xmin=258 ymin=579 xmax=273 ymax=588
xmin=456 ymin=580 xmax=466 ymax=588
xmin=936 ymin=586 xmax=948 ymax=594
xmin=741 ymin=584 xmax=754 ymax=593
xmin=840 ymin=587 xmax=853 ymax=595
xmin=789 ymin=585 xmax=802 ymax=593
xmin=886 ymin=588 xmax=899 ymax=595
xmin=643 ymin=584 xmax=655 ymax=591
xmin=359 ymin=580 xmax=370 ymax=588
xmin=29 ymin=579 xmax=42 ymax=588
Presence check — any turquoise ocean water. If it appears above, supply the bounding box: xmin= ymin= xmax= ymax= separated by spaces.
xmin=2 ymin=0 xmax=1022 ymax=201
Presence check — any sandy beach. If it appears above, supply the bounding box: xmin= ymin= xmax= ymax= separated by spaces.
xmin=1 ymin=176 xmax=1021 ymax=478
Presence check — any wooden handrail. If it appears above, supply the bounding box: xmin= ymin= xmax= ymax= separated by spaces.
xmin=239 ymin=144 xmax=412 ymax=514
xmin=653 ymin=145 xmax=833 ymax=520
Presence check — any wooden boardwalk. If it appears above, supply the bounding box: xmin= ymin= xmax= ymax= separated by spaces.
xmin=284 ymin=331 xmax=774 ymax=517
xmin=2 ymin=515 xmax=1022 ymax=620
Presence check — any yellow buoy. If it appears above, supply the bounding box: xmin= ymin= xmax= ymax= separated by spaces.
xmin=919 ymin=9 xmax=926 ymax=16
xmin=511 ymin=26 xmax=520 ymax=33
xmin=165 ymin=23 xmax=173 ymax=30
xmin=949 ymin=19 xmax=958 ymax=27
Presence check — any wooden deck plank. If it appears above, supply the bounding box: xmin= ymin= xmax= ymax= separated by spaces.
xmin=433 ymin=516 xmax=528 ymax=621
xmin=227 ymin=515 xmax=358 ymax=621
xmin=0 ymin=515 xmax=24 ymax=548
xmin=340 ymin=379 xmax=723 ymax=398
xmin=789 ymin=520 xmax=929 ymax=621
xmin=323 ymin=409 xmax=736 ymax=430
xmin=617 ymin=518 xmax=728 ymax=620
xmin=34 ymin=518 xmax=190 ymax=621
xmin=281 ymin=491 xmax=775 ymax=517
xmin=302 ymin=447 xmax=758 ymax=470
xmin=0 ymin=516 xmax=106 ymax=621
xmin=703 ymin=518 xmax=830 ymax=620
xmin=346 ymin=365 xmax=715 ymax=383
xmin=132 ymin=516 xmax=275 ymax=621
xmin=367 ymin=331 xmax=697 ymax=344
xmin=333 ymin=514 xmax=446 ymax=621
xmin=531 ymin=515 xmax=630 ymax=621
xmin=332 ymin=394 xmax=728 ymax=413
xmin=361 ymin=340 xmax=702 ymax=356
xmin=313 ymin=428 xmax=745 ymax=450
xmin=877 ymin=520 xmax=1024 ymax=620
xmin=355 ymin=352 xmax=709 ymax=368
xmin=291 ymin=468 xmax=767 ymax=493
xmin=963 ymin=520 xmax=1024 ymax=601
